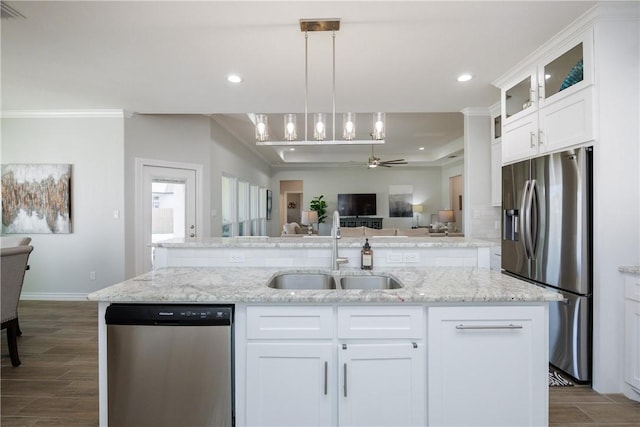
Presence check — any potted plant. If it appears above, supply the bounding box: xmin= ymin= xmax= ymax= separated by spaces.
xmin=309 ymin=195 xmax=328 ymax=224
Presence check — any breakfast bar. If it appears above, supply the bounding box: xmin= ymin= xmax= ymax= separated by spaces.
xmin=90 ymin=242 xmax=561 ymax=427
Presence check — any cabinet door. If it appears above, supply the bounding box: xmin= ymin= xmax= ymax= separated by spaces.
xmin=246 ymin=342 xmax=333 ymax=427
xmin=338 ymin=342 xmax=425 ymax=427
xmin=502 ymin=109 xmax=539 ymax=164
xmin=625 ymin=299 xmax=640 ymax=392
xmin=428 ymin=306 xmax=547 ymax=427
xmin=538 ymin=86 xmax=594 ymax=153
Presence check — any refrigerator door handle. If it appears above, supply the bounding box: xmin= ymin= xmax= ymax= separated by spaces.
xmin=529 ymin=179 xmax=539 ymax=258
xmin=520 ymin=180 xmax=531 ymax=259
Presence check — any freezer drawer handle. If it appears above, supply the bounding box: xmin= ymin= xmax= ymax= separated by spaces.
xmin=455 ymin=324 xmax=523 ymax=330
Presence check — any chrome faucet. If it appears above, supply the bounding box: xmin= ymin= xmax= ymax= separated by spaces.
xmin=331 ymin=211 xmax=349 ymax=270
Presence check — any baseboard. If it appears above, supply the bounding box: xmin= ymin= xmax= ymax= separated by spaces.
xmin=21 ymin=292 xmax=89 ymax=301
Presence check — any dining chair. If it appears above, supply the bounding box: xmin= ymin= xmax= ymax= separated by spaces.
xmin=1 ymin=245 xmax=34 ymax=366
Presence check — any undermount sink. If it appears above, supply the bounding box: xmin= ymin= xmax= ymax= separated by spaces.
xmin=267 ymin=272 xmax=337 ymax=290
xmin=339 ymin=275 xmax=403 ymax=290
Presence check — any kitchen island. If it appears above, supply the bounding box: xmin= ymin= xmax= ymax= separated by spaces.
xmin=89 ymin=265 xmax=561 ymax=427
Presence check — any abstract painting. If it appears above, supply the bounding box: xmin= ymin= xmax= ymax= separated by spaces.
xmin=388 ymin=185 xmax=413 ymax=217
xmin=1 ymin=164 xmax=72 ymax=234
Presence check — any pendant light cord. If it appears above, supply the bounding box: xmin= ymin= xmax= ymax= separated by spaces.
xmin=332 ymin=30 xmax=336 ymax=142
xmin=304 ymin=31 xmax=308 ymax=142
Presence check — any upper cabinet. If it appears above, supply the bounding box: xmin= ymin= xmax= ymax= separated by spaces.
xmin=497 ymin=27 xmax=595 ymax=164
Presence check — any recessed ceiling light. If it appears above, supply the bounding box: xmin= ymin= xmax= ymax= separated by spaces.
xmin=227 ymin=74 xmax=242 ymax=83
xmin=289 ymin=148 xmax=295 ymax=151
xmin=418 ymin=147 xmax=425 ymax=151
xmin=457 ymin=73 xmax=473 ymax=82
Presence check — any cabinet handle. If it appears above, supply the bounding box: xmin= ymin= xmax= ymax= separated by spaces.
xmin=456 ymin=324 xmax=523 ymax=330
xmin=538 ymin=130 xmax=544 ymax=145
xmin=530 ymin=131 xmax=537 ymax=148
xmin=538 ymin=84 xmax=544 ymax=101
xmin=323 ymin=361 xmax=328 ymax=395
xmin=343 ymin=363 xmax=348 ymax=397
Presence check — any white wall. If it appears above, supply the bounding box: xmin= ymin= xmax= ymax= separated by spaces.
xmin=209 ymin=118 xmax=272 ymax=235
xmin=1 ymin=114 xmax=126 ymax=299
xmin=462 ymin=109 xmax=501 ymax=240
xmin=591 ymin=13 xmax=640 ymax=393
xmin=271 ymin=166 xmax=445 ymax=233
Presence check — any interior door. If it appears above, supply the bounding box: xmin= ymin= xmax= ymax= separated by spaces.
xmin=139 ymin=165 xmax=196 ymax=274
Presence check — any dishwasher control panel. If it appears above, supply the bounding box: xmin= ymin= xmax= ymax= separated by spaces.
xmin=106 ymin=304 xmax=233 ymax=326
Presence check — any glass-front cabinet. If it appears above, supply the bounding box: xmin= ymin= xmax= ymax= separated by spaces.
xmin=499 ymin=26 xmax=594 ymax=164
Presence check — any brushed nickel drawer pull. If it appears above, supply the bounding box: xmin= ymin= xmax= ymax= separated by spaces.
xmin=456 ymin=324 xmax=523 ymax=330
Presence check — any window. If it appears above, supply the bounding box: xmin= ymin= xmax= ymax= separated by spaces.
xmin=222 ymin=175 xmax=268 ymax=237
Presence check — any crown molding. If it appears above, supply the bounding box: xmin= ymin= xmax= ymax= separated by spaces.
xmin=1 ymin=109 xmax=130 ymax=119
xmin=460 ymin=107 xmax=490 ymax=117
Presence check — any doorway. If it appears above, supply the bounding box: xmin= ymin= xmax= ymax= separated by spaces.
xmin=449 ymin=175 xmax=463 ymax=232
xmin=279 ymin=180 xmax=303 ymax=234
xmin=135 ymin=159 xmax=202 ymax=275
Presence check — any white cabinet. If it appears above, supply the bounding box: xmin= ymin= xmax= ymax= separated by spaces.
xmin=428 ymin=305 xmax=547 ymax=427
xmin=244 ymin=305 xmax=425 ymax=427
xmin=624 ymin=273 xmax=640 ymax=394
xmin=338 ymin=342 xmax=425 ymax=427
xmin=246 ymin=343 xmax=333 ymax=427
xmin=499 ymin=27 xmax=595 ymax=164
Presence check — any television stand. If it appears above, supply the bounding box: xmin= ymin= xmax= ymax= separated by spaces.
xmin=339 ymin=217 xmax=383 ymax=229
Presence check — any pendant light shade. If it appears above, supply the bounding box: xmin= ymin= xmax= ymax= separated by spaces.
xmin=255 ymin=114 xmax=269 ymax=142
xmin=372 ymin=112 xmax=385 ymax=141
xmin=284 ymin=114 xmax=297 ymax=141
xmin=343 ymin=112 xmax=356 ymax=140
xmin=314 ymin=112 xmax=326 ymax=141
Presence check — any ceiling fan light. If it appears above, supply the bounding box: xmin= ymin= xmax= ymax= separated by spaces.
xmin=255 ymin=114 xmax=269 ymax=142
xmin=314 ymin=112 xmax=326 ymax=141
xmin=284 ymin=114 xmax=297 ymax=141
xmin=372 ymin=112 xmax=385 ymax=140
xmin=343 ymin=112 xmax=356 ymax=141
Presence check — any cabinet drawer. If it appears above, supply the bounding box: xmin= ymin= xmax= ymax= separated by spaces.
xmin=625 ymin=275 xmax=640 ymax=302
xmin=338 ymin=306 xmax=424 ymax=339
xmin=247 ymin=306 xmax=333 ymax=339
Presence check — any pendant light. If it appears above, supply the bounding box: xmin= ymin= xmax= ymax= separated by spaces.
xmin=254 ymin=19 xmax=385 ymax=146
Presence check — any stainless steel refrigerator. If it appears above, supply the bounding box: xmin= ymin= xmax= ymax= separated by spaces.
xmin=502 ymin=146 xmax=592 ymax=383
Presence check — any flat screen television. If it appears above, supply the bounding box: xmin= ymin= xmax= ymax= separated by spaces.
xmin=337 ymin=193 xmax=377 ymax=217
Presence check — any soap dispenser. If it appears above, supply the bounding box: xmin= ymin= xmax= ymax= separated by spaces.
xmin=361 ymin=238 xmax=373 ymax=270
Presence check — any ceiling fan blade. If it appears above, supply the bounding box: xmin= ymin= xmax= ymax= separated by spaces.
xmin=379 ymin=164 xmax=393 ymax=167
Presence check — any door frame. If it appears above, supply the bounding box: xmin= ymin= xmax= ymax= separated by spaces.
xmin=134 ymin=158 xmax=203 ymax=275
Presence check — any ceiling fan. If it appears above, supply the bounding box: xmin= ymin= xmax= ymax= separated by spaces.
xmin=366 ymin=145 xmax=407 ymax=168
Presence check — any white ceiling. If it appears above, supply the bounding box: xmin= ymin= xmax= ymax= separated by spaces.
xmin=1 ymin=1 xmax=596 ymax=167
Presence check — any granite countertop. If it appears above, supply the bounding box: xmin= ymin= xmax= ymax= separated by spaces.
xmin=154 ymin=236 xmax=497 ymax=249
xmin=619 ymin=266 xmax=640 ymax=276
xmin=87 ymin=266 xmax=562 ymax=304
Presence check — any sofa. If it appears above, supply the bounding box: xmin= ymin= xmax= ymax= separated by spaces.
xmin=281 ymin=222 xmax=318 ymax=236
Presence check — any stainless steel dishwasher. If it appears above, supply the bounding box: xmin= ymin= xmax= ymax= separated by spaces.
xmin=105 ymin=304 xmax=234 ymax=427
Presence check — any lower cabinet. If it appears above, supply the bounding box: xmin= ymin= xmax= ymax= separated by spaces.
xmin=338 ymin=342 xmax=424 ymax=427
xmin=428 ymin=305 xmax=547 ymax=427
xmin=246 ymin=342 xmax=333 ymax=427
xmin=243 ymin=304 xmax=547 ymax=427
xmin=624 ymin=273 xmax=640 ymax=393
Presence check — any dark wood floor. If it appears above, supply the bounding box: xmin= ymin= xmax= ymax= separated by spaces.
xmin=2 ymin=301 xmax=639 ymax=426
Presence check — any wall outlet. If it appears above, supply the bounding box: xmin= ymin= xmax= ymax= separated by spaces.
xmin=386 ymin=253 xmax=403 ymax=263
xmin=90 ymin=271 xmax=96 ymax=280
xmin=494 ymin=220 xmax=501 ymax=230
xmin=403 ymin=253 xmax=420 ymax=263
xmin=229 ymin=253 xmax=245 ymax=263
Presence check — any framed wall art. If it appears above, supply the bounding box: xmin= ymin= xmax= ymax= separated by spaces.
xmin=1 ymin=163 xmax=72 ymax=234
